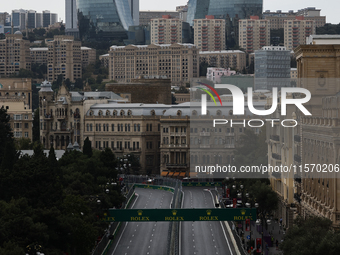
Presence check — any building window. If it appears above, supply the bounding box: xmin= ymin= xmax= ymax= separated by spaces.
xmin=138 ymin=124 xmax=140 ymax=131
xmin=90 ymin=124 xmax=93 ymax=131
xmin=112 ymin=124 xmax=115 ymax=131
xmin=24 ymin=132 xmax=28 ymax=137
xmin=137 ymin=142 xmax=139 ymax=149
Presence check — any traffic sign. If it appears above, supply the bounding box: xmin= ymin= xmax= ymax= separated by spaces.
xmin=105 ymin=208 xmax=257 ymax=222
xmin=247 ymin=235 xmax=250 ymax=240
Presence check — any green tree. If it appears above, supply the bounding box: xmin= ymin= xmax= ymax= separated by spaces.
xmin=281 ymin=216 xmax=340 ymax=255
xmin=0 ymin=141 xmax=19 ymax=171
xmin=199 ymin=61 xmax=209 ymax=76
xmin=0 ymin=106 xmax=14 ymax=166
xmin=96 ymin=74 xmax=104 ymax=84
xmin=83 ymin=137 xmax=93 ymax=157
xmin=74 ymin=78 xmax=84 ymax=90
xmin=15 ymin=137 xmax=33 ymax=150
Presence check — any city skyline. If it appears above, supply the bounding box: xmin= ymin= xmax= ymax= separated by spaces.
xmin=1 ymin=0 xmax=339 ymax=25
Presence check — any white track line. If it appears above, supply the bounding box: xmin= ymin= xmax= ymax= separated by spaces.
xmin=179 ymin=190 xmax=185 ymax=255
xmin=206 ymin=189 xmax=234 ymax=255
xmin=112 ymin=193 xmax=139 ymax=254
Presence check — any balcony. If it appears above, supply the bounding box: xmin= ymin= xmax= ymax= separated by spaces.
xmin=168 ymin=144 xmax=188 ymax=148
xmin=270 ymin=134 xmax=280 ymax=142
xmin=44 ymin=114 xmax=53 ymax=120
xmin=272 ymin=153 xmax=281 ymax=160
xmin=166 ymin=163 xmax=187 ymax=169
xmin=294 ymin=135 xmax=301 ymax=142
xmin=294 ymin=154 xmax=301 ymax=163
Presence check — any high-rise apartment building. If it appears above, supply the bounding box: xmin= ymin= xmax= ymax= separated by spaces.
xmin=239 ymin=16 xmax=270 ymax=53
xmin=151 ymin=15 xmax=191 ymax=45
xmin=254 ymin=46 xmax=291 ymax=90
xmin=12 ymin=9 xmax=26 ymax=31
xmin=187 ymin=0 xmax=263 ymax=26
xmin=36 ymin=13 xmax=42 ymax=28
xmin=0 ymin=78 xmax=33 ymax=140
xmin=42 ymin=10 xmax=58 ymax=28
xmin=47 ymin=35 xmax=82 ymax=82
xmin=65 ymin=0 xmax=79 ymax=38
xmin=263 ymin=7 xmax=326 ymax=30
xmin=30 ymin=47 xmax=48 ymax=65
xmin=193 ymin=15 xmax=226 ymax=52
xmin=284 ymin=17 xmax=315 ymax=51
xmin=176 ymin=5 xmax=188 ymax=22
xmin=27 ymin=10 xmax=37 ymax=29
xmin=139 ymin=11 xmax=179 ymax=26
xmin=0 ymin=33 xmax=31 ymax=77
xmin=108 ymin=43 xmax=199 ymax=86
xmin=81 ymin=47 xmax=96 ymax=68
xmin=199 ymin=50 xmax=246 ymax=71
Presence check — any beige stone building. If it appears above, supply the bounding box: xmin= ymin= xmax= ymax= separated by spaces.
xmin=0 ymin=78 xmax=33 ymax=140
xmin=81 ymin=46 xmax=96 ymax=68
xmin=173 ymin=93 xmax=190 ymax=104
xmin=284 ymin=17 xmax=315 ymax=51
xmin=266 ymin=95 xmax=299 ymax=229
xmin=38 ymin=81 xmax=124 ymax=150
xmin=108 ymin=43 xmax=199 ymax=86
xmin=30 ymin=47 xmax=48 ymax=65
xmin=84 ymin=102 xmax=170 ymax=175
xmin=47 ymin=35 xmax=82 ymax=82
xmin=99 ymin=54 xmax=109 ymax=68
xmin=238 ymin=16 xmax=270 ymax=53
xmin=160 ymin=101 xmax=266 ymax=177
xmin=193 ymin=16 xmax=225 ymax=52
xmin=294 ymin=43 xmax=340 ymax=227
xmin=0 ymin=33 xmax=31 ymax=77
xmin=199 ymin=50 xmax=246 ymax=72
xmin=151 ymin=15 xmax=183 ymax=45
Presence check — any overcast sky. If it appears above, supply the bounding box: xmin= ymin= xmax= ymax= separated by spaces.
xmin=1 ymin=0 xmax=339 ymax=24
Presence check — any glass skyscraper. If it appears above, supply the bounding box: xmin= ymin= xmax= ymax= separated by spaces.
xmin=76 ymin=0 xmax=134 ymax=39
xmin=187 ymin=0 xmax=263 ymax=26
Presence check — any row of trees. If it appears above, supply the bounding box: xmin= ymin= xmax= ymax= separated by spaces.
xmin=0 ymin=106 xmax=125 ymax=254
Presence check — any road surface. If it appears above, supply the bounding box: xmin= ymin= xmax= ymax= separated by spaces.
xmin=110 ymin=188 xmax=173 ymax=255
xmin=180 ymin=187 xmax=237 ymax=255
